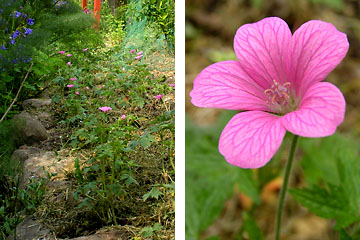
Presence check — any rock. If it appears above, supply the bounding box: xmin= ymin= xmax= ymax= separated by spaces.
xmin=7 ymin=216 xmax=53 ymax=240
xmin=11 ymin=146 xmax=41 ymax=163
xmin=21 ymin=151 xmax=74 ymax=187
xmin=22 ymin=98 xmax=52 ymax=109
xmin=12 ymin=111 xmax=49 ymax=144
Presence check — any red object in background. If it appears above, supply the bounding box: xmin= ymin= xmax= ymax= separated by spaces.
xmin=81 ymin=0 xmax=87 ymax=10
xmin=81 ymin=0 xmax=101 ymax=27
xmin=94 ymin=0 xmax=101 ymax=26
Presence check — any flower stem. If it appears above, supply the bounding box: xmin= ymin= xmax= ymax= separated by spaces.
xmin=275 ymin=134 xmax=299 ymax=240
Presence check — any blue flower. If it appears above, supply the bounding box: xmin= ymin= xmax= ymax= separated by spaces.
xmin=11 ymin=30 xmax=21 ymax=39
xmin=0 ymin=9 xmax=3 ymax=14
xmin=13 ymin=11 xmax=21 ymax=18
xmin=22 ymin=13 xmax=27 ymax=18
xmin=27 ymin=18 xmax=34 ymax=25
xmin=24 ymin=28 xmax=33 ymax=35
xmin=0 ymin=45 xmax=6 ymax=50
xmin=23 ymin=57 xmax=32 ymax=63
xmin=10 ymin=39 xmax=15 ymax=45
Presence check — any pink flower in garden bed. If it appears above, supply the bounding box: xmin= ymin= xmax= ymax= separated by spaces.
xmin=98 ymin=106 xmax=112 ymax=113
xmin=67 ymin=84 xmax=74 ymax=88
xmin=67 ymin=54 xmax=72 ymax=57
xmin=83 ymin=48 xmax=88 ymax=52
xmin=121 ymin=114 xmax=126 ymax=120
xmin=190 ymin=17 xmax=349 ymax=168
xmin=85 ymin=86 xmax=89 ymax=90
xmin=67 ymin=62 xmax=71 ymax=66
xmin=154 ymin=94 xmax=164 ymax=99
xmin=137 ymin=51 xmax=143 ymax=55
xmin=70 ymin=77 xmax=77 ymax=81
xmin=129 ymin=49 xmax=136 ymax=53
xmin=168 ymin=84 xmax=175 ymax=88
xmin=135 ymin=55 xmax=142 ymax=60
xmin=75 ymin=91 xmax=79 ymax=95
xmin=58 ymin=51 xmax=65 ymax=54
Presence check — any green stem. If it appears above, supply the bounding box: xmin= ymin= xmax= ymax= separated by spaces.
xmin=274 ymin=134 xmax=299 ymax=240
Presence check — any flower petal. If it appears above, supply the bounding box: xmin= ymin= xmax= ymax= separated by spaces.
xmin=291 ymin=20 xmax=349 ymax=96
xmin=190 ymin=61 xmax=270 ymax=111
xmin=219 ymin=111 xmax=286 ymax=168
xmin=282 ymin=82 xmax=345 ymax=137
xmin=233 ymin=17 xmax=292 ymax=89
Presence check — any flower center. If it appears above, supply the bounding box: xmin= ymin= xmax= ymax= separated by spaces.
xmin=264 ymin=80 xmax=298 ymax=114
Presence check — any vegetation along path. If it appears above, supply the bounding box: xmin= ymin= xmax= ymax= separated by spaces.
xmin=0 ymin=0 xmax=175 ymax=239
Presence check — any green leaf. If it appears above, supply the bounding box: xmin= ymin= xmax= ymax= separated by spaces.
xmin=185 ymin=113 xmax=260 ymax=239
xmin=243 ymin=213 xmax=263 ymax=240
xmin=143 ymin=187 xmax=163 ymax=201
xmin=340 ymin=229 xmax=352 ymax=240
xmin=290 ymin=187 xmax=359 ymax=229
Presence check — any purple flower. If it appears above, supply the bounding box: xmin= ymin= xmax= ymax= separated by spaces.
xmin=24 ymin=28 xmax=33 ymax=36
xmin=190 ymin=17 xmax=349 ymax=168
xmin=10 ymin=39 xmax=15 ymax=45
xmin=154 ymin=94 xmax=164 ymax=99
xmin=1 ymin=45 xmax=7 ymax=50
xmin=98 ymin=106 xmax=112 ymax=113
xmin=27 ymin=18 xmax=34 ymax=25
xmin=22 ymin=13 xmax=27 ymax=18
xmin=13 ymin=11 xmax=21 ymax=18
xmin=11 ymin=30 xmax=21 ymax=39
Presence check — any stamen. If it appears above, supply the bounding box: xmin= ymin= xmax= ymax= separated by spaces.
xmin=263 ymin=80 xmax=291 ymax=106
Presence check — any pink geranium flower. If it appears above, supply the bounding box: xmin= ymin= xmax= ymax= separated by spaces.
xmin=67 ymin=54 xmax=72 ymax=57
xmin=85 ymin=86 xmax=89 ymax=90
xmin=75 ymin=91 xmax=79 ymax=95
xmin=58 ymin=51 xmax=65 ymax=54
xmin=137 ymin=51 xmax=143 ymax=55
xmin=83 ymin=48 xmax=88 ymax=52
xmin=67 ymin=62 xmax=71 ymax=66
xmin=70 ymin=77 xmax=77 ymax=81
xmin=129 ymin=49 xmax=136 ymax=53
xmin=190 ymin=17 xmax=349 ymax=168
xmin=154 ymin=94 xmax=164 ymax=99
xmin=121 ymin=114 xmax=126 ymax=119
xmin=67 ymin=84 xmax=74 ymax=88
xmin=168 ymin=84 xmax=175 ymax=88
xmin=135 ymin=55 xmax=142 ymax=60
xmin=98 ymin=106 xmax=112 ymax=113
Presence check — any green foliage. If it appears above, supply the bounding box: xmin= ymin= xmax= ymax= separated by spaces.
xmin=141 ymin=223 xmax=164 ymax=238
xmin=242 ymin=212 xmax=264 ymax=240
xmin=291 ymin=134 xmax=360 ymax=236
xmin=186 ymin=113 xmax=260 ymax=239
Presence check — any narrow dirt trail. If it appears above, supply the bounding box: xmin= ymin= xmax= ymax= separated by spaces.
xmin=8 ymin=33 xmax=175 ymax=239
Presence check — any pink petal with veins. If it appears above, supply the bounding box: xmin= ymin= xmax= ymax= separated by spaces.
xmin=219 ymin=111 xmax=286 ymax=168
xmin=233 ymin=17 xmax=292 ymax=89
xmin=282 ymin=82 xmax=345 ymax=137
xmin=290 ymin=20 xmax=349 ymax=96
xmin=190 ymin=61 xmax=271 ymax=111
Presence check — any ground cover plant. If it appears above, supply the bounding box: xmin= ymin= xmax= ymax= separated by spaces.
xmin=0 ymin=0 xmax=174 ymax=238
xmin=186 ymin=0 xmax=360 ymax=239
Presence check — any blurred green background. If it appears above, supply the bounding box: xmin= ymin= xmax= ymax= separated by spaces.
xmin=185 ymin=0 xmax=360 ymax=239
